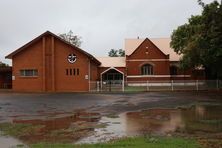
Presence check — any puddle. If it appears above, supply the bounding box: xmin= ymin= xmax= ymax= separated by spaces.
xmin=78 ymin=104 xmax=222 ymax=143
xmin=77 ymin=116 xmax=127 ymax=144
xmin=0 ymin=111 xmax=100 ymax=144
xmin=1 ymin=104 xmax=222 ymax=145
xmin=0 ymin=135 xmax=26 ymax=148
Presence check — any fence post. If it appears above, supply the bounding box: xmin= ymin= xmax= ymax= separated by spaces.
xmin=216 ymin=79 xmax=219 ymax=90
xmin=171 ymin=80 xmax=174 ymax=91
xmin=146 ymin=81 xmax=149 ymax=91
xmin=196 ymin=80 xmax=199 ymax=91
xmin=97 ymin=81 xmax=100 ymax=92
xmin=100 ymin=81 xmax=103 ymax=91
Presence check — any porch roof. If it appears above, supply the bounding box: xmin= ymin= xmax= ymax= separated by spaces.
xmin=96 ymin=57 xmax=126 ymax=67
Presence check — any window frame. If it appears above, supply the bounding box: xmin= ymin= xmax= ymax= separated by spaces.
xmin=20 ymin=69 xmax=38 ymax=77
xmin=141 ymin=64 xmax=154 ymax=75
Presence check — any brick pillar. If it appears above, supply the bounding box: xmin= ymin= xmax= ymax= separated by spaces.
xmin=42 ymin=37 xmax=46 ymax=91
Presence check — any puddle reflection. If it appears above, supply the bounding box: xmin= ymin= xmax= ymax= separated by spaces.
xmin=125 ymin=104 xmax=222 ymax=134
xmin=78 ymin=104 xmax=222 ymax=143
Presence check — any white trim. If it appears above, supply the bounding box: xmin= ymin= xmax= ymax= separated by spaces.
xmin=100 ymin=67 xmax=125 ymax=91
xmin=170 ymin=75 xmax=191 ymax=77
xmin=127 ymin=75 xmax=191 ymax=78
xmin=101 ymin=67 xmax=124 ymax=75
xmin=126 ymin=59 xmax=169 ymax=62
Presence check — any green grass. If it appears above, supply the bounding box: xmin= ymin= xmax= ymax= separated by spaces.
xmin=0 ymin=122 xmax=44 ymax=137
xmin=31 ymin=137 xmax=200 ymax=148
xmin=199 ymin=119 xmax=222 ymax=124
xmin=105 ymin=113 xmax=119 ymax=118
xmin=124 ymin=86 xmax=147 ymax=92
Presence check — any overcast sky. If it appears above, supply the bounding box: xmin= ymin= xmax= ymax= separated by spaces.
xmin=0 ymin=0 xmax=216 ymax=65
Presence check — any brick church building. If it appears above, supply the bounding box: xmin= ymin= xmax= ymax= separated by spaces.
xmin=5 ymin=31 xmax=204 ymax=92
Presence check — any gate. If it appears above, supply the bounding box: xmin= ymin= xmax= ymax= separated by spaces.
xmin=100 ymin=80 xmax=124 ymax=92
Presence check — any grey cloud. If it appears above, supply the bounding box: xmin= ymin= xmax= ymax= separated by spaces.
xmin=0 ymin=0 xmax=216 ymax=65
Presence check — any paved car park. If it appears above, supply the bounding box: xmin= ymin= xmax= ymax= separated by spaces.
xmin=0 ymin=91 xmax=221 ymax=122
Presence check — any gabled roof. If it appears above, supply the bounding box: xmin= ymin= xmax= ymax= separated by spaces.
xmin=124 ymin=38 xmax=181 ymax=61
xmin=5 ymin=31 xmax=101 ymax=65
xmin=96 ymin=57 xmax=126 ymax=67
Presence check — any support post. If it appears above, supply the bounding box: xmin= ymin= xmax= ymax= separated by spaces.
xmin=97 ymin=81 xmax=100 ymax=92
xmin=100 ymin=74 xmax=103 ymax=91
xmin=122 ymin=80 xmax=124 ymax=92
xmin=171 ymin=80 xmax=174 ymax=91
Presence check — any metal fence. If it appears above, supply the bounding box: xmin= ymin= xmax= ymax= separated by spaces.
xmin=90 ymin=80 xmax=222 ymax=92
xmin=0 ymin=82 xmax=12 ymax=89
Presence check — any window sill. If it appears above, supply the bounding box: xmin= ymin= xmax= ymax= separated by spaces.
xmin=19 ymin=76 xmax=39 ymax=78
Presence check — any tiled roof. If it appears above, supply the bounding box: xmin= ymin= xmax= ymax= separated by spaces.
xmin=96 ymin=57 xmax=126 ymax=67
xmin=124 ymin=38 xmax=181 ymax=61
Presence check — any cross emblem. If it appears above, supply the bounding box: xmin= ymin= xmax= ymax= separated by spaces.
xmin=67 ymin=54 xmax=77 ymax=64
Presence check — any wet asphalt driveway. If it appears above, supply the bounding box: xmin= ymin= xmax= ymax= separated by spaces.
xmin=0 ymin=91 xmax=222 ymax=122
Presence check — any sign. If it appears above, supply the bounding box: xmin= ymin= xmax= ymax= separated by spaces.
xmin=67 ymin=54 xmax=77 ymax=64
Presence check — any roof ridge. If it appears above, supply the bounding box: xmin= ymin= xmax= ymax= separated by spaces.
xmin=150 ymin=37 xmax=171 ymax=39
xmin=125 ymin=37 xmax=170 ymax=40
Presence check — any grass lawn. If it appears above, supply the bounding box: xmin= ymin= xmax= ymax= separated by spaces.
xmin=31 ymin=137 xmax=200 ymax=148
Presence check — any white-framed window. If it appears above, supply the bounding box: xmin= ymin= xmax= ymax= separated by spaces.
xmin=141 ymin=64 xmax=153 ymax=75
xmin=20 ymin=69 xmax=38 ymax=77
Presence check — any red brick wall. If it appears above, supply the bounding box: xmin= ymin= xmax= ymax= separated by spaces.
xmin=12 ymin=40 xmax=43 ymax=92
xmin=53 ymin=37 xmax=91 ymax=92
xmin=126 ymin=61 xmax=170 ymax=76
xmin=128 ymin=39 xmax=168 ymax=60
xmin=11 ymin=34 xmax=99 ymax=92
xmin=90 ymin=62 xmax=99 ymax=81
xmin=126 ymin=39 xmax=171 ymax=81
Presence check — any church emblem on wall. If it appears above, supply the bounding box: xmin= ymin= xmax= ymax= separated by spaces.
xmin=67 ymin=54 xmax=77 ymax=64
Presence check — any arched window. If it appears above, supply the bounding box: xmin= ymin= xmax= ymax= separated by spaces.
xmin=141 ymin=64 xmax=153 ymax=75
xmin=170 ymin=66 xmax=178 ymax=75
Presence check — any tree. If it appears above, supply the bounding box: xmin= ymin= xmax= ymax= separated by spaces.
xmin=108 ymin=49 xmax=125 ymax=57
xmin=118 ymin=49 xmax=125 ymax=57
xmin=0 ymin=61 xmax=9 ymax=67
xmin=108 ymin=49 xmax=118 ymax=57
xmin=58 ymin=30 xmax=82 ymax=47
xmin=170 ymin=0 xmax=222 ymax=79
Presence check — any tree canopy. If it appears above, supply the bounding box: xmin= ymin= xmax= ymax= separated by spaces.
xmin=108 ymin=49 xmax=125 ymax=57
xmin=59 ymin=30 xmax=82 ymax=47
xmin=0 ymin=61 xmax=9 ymax=67
xmin=170 ymin=0 xmax=222 ymax=79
